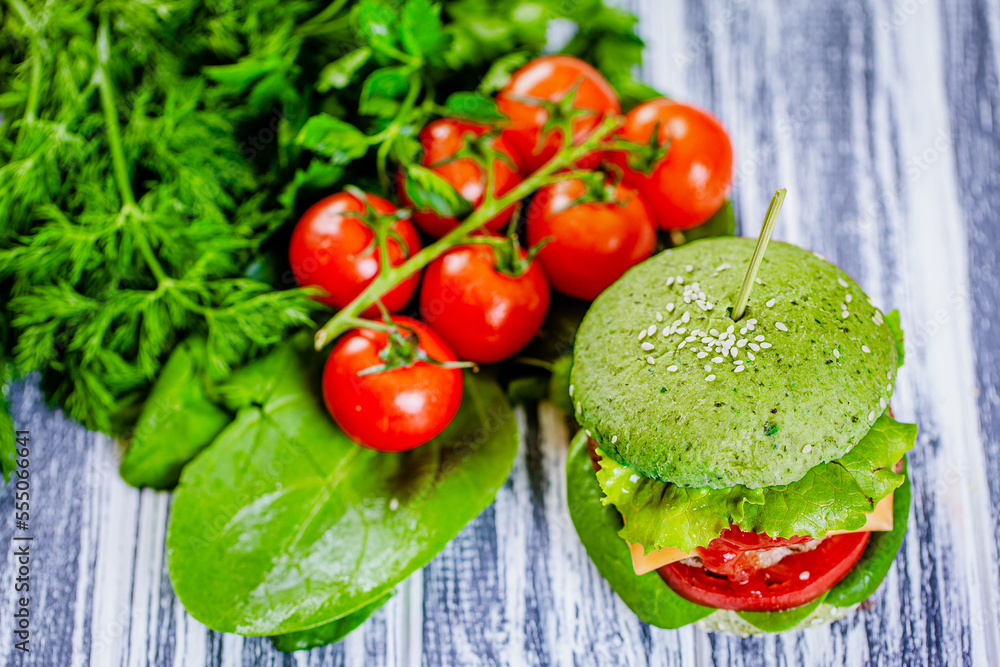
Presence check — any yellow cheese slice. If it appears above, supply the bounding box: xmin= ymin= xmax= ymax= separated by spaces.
xmin=627 ymin=491 xmax=895 ymax=576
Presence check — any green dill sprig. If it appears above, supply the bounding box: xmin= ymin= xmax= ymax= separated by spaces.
xmin=0 ymin=0 xmax=322 ymax=434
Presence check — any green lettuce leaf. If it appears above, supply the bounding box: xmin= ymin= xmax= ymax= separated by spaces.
xmin=566 ymin=430 xmax=714 ymax=629
xmin=836 ymin=416 xmax=917 ymax=499
xmin=597 ymin=413 xmax=916 ymax=552
xmin=826 ymin=457 xmax=911 ymax=607
xmin=885 ymin=309 xmax=905 ymax=367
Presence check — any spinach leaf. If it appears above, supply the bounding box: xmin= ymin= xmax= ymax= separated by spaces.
xmin=566 ymin=430 xmax=714 ymax=629
xmin=270 ymin=592 xmax=394 ymax=652
xmin=506 ymin=354 xmax=572 ymax=413
xmin=296 ymin=114 xmax=371 ymax=165
xmin=120 ymin=338 xmax=231 ymax=490
xmin=167 ymin=343 xmax=519 ymax=636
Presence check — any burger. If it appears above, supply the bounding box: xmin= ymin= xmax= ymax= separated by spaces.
xmin=566 ymin=236 xmax=916 ymax=634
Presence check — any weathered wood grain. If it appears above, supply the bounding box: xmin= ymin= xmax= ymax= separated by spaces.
xmin=2 ymin=0 xmax=999 ymax=664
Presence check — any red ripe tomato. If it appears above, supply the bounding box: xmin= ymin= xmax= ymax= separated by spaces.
xmin=419 ymin=242 xmax=550 ymax=363
xmin=398 ymin=119 xmax=523 ymax=238
xmin=609 ymin=98 xmax=733 ymax=230
xmin=496 ymin=55 xmax=620 ymax=173
xmin=322 ymin=316 xmax=464 ymax=452
xmin=660 ymin=531 xmax=870 ymax=612
xmin=526 ymin=177 xmax=655 ymax=300
xmin=288 ymin=191 xmax=421 ymax=315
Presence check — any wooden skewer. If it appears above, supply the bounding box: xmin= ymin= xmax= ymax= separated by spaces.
xmin=732 ymin=188 xmax=787 ymax=321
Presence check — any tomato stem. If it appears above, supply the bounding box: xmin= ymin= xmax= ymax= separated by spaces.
xmin=350 ymin=316 xmax=478 ymax=376
xmin=341 ymin=316 xmax=396 ymax=335
xmin=376 ymin=71 xmax=423 ymax=189
xmin=315 ymin=114 xmax=623 ymax=350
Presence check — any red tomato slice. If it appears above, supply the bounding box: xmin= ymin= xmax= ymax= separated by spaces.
xmin=695 ymin=526 xmax=813 ymax=584
xmin=659 ymin=531 xmax=870 ymax=612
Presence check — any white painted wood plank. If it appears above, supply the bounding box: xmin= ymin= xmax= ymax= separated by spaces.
xmin=881 ymin=1 xmax=1000 ymax=663
xmin=127 ymin=491 xmax=170 ymax=667
xmin=88 ymin=437 xmax=138 ymax=667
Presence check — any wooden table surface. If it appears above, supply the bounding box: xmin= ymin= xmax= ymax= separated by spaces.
xmin=3 ymin=0 xmax=1000 ymax=664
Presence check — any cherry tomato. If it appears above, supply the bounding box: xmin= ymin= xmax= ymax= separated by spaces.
xmin=496 ymin=55 xmax=620 ymax=174
xmin=323 ymin=316 xmax=464 ymax=452
xmin=660 ymin=531 xmax=870 ymax=612
xmin=526 ymin=176 xmax=655 ymax=300
xmin=609 ymin=98 xmax=733 ymax=230
xmin=398 ymin=119 xmax=523 ymax=238
xmin=420 ymin=242 xmax=550 ymax=363
xmin=289 ymin=192 xmax=421 ymax=315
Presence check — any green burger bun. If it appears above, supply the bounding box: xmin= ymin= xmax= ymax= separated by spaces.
xmin=566 ymin=237 xmax=916 ymax=635
xmin=571 ymin=237 xmax=899 ymax=488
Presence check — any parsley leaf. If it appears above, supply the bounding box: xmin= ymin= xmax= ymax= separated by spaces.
xmin=297 ymin=114 xmax=372 ymax=164
xmin=443 ymin=92 xmax=504 ymax=122
xmin=317 ymin=49 xmax=373 ymax=92
xmin=400 ymin=0 xmax=450 ymax=62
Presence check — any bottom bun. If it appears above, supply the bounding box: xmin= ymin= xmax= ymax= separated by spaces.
xmin=697 ymin=603 xmax=859 ymax=636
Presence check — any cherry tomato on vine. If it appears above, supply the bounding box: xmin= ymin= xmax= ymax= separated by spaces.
xmin=398 ymin=119 xmax=523 ymax=238
xmin=496 ymin=55 xmax=620 ymax=174
xmin=420 ymin=240 xmax=550 ymax=364
xmin=323 ymin=316 xmax=464 ymax=452
xmin=526 ymin=176 xmax=655 ymax=300
xmin=288 ymin=191 xmax=421 ymax=315
xmin=608 ymin=98 xmax=733 ymax=230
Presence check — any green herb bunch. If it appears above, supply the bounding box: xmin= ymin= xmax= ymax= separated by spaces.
xmin=205 ymin=0 xmax=661 ymax=212
xmin=0 ymin=0 xmax=656 ymax=479
xmin=0 ymin=0 xmax=325 ymax=449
